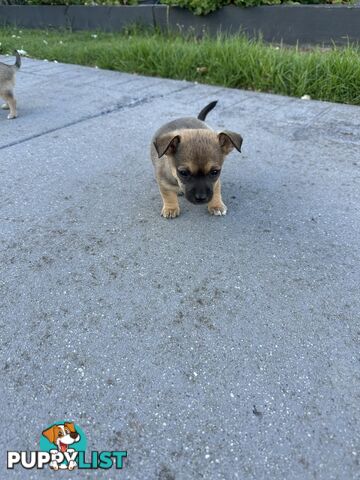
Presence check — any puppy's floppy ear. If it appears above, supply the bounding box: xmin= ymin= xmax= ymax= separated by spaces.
xmin=218 ymin=131 xmax=243 ymax=154
xmin=64 ymin=422 xmax=75 ymax=433
xmin=42 ymin=425 xmax=58 ymax=444
xmin=153 ymin=133 xmax=180 ymax=158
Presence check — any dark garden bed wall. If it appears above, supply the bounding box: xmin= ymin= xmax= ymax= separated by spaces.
xmin=1 ymin=4 xmax=360 ymax=45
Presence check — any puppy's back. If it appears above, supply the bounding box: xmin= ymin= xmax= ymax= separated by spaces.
xmin=0 ymin=63 xmax=15 ymax=81
xmin=0 ymin=64 xmax=17 ymax=91
xmin=0 ymin=51 xmax=20 ymax=86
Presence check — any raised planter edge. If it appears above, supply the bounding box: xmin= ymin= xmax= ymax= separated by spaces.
xmin=0 ymin=4 xmax=360 ymax=45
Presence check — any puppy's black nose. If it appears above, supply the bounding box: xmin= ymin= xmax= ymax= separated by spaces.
xmin=70 ymin=432 xmax=78 ymax=439
xmin=194 ymin=192 xmax=208 ymax=202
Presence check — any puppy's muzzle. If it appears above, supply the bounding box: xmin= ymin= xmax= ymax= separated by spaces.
xmin=186 ymin=189 xmax=213 ymax=205
xmin=194 ymin=192 xmax=209 ymax=204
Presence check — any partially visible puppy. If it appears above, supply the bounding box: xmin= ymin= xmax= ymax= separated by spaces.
xmin=0 ymin=50 xmax=21 ymax=119
xmin=151 ymin=101 xmax=243 ymax=218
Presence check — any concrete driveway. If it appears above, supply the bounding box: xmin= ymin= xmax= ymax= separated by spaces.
xmin=1 ymin=57 xmax=359 ymax=479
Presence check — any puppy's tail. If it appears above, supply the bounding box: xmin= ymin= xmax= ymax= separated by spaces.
xmin=197 ymin=100 xmax=217 ymax=121
xmin=13 ymin=50 xmax=21 ymax=70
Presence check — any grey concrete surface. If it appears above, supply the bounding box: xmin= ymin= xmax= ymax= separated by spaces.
xmin=1 ymin=57 xmax=359 ymax=479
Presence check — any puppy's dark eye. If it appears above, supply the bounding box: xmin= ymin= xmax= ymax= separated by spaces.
xmin=58 ymin=432 xmax=64 ymax=437
xmin=178 ymin=169 xmax=189 ymax=178
xmin=210 ymin=169 xmax=220 ymax=177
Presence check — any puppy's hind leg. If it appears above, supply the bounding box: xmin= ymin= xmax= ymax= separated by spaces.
xmin=159 ymin=186 xmax=180 ymax=219
xmin=2 ymin=90 xmax=17 ymax=119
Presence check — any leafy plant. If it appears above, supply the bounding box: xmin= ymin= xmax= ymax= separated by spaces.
xmin=160 ymin=0 xmax=351 ymax=14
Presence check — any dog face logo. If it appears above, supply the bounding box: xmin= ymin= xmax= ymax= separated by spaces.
xmin=41 ymin=422 xmax=81 ymax=470
xmin=42 ymin=422 xmax=80 ymax=453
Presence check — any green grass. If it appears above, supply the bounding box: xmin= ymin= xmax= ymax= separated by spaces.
xmin=1 ymin=27 xmax=360 ymax=105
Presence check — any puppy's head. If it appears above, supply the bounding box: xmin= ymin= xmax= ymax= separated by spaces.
xmin=154 ymin=129 xmax=242 ymax=205
xmin=42 ymin=423 xmax=80 ymax=452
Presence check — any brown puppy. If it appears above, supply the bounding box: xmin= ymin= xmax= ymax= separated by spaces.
xmin=0 ymin=50 xmax=21 ymax=120
xmin=151 ymin=101 xmax=243 ymax=218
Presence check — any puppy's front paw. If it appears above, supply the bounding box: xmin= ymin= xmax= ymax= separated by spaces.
xmin=7 ymin=113 xmax=17 ymax=120
xmin=208 ymin=203 xmax=227 ymax=216
xmin=161 ymin=205 xmax=180 ymax=219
